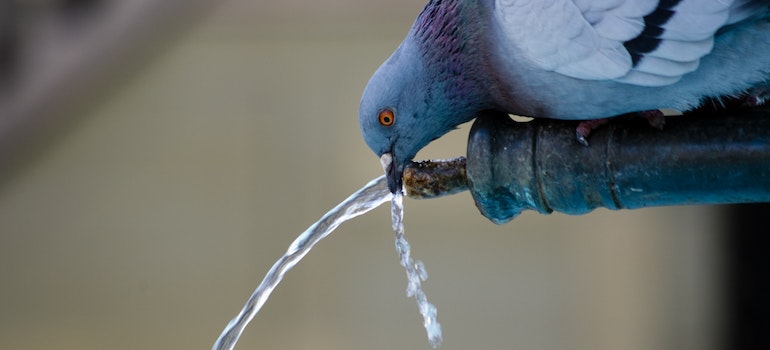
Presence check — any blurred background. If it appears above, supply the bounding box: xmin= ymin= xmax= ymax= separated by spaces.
xmin=0 ymin=1 xmax=758 ymax=349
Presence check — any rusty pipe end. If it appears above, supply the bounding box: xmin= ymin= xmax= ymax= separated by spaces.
xmin=403 ymin=157 xmax=468 ymax=199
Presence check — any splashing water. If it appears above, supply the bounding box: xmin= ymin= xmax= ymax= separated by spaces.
xmin=212 ymin=175 xmax=441 ymax=349
xmin=391 ymin=192 xmax=443 ymax=348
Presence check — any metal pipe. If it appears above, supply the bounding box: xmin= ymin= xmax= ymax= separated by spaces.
xmin=404 ymin=108 xmax=770 ymax=224
xmin=403 ymin=157 xmax=468 ymax=199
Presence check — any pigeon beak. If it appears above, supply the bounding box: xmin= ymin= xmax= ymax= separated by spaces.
xmin=380 ymin=152 xmax=403 ymax=194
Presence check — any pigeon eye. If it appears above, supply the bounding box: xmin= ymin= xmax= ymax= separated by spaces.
xmin=378 ymin=109 xmax=395 ymax=127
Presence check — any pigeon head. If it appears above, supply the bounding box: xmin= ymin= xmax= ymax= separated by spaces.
xmin=359 ymin=0 xmax=490 ymax=193
xmin=359 ymin=42 xmax=468 ymax=193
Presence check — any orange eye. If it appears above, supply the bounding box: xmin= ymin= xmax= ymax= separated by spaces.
xmin=378 ymin=109 xmax=395 ymax=126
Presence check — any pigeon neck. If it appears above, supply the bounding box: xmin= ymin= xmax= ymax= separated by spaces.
xmin=412 ymin=0 xmax=491 ymax=117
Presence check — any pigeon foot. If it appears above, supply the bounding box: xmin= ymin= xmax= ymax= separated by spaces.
xmin=741 ymin=86 xmax=770 ymax=107
xmin=575 ymin=110 xmax=666 ymax=146
xmin=575 ymin=118 xmax=609 ymax=146
xmin=639 ymin=109 xmax=666 ymax=130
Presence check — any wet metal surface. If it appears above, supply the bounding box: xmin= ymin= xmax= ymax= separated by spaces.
xmin=404 ymin=157 xmax=467 ymax=199
xmin=404 ymin=107 xmax=770 ymax=223
xmin=466 ymin=108 xmax=770 ymax=223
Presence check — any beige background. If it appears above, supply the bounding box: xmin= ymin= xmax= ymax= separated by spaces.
xmin=0 ymin=1 xmax=722 ymax=349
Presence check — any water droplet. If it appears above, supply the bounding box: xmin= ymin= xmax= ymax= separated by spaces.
xmin=415 ymin=260 xmax=428 ymax=281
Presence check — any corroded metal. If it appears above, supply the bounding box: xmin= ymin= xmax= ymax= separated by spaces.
xmin=403 ymin=157 xmax=467 ymax=199
xmin=467 ymin=109 xmax=770 ymax=223
xmin=403 ymin=107 xmax=770 ymax=224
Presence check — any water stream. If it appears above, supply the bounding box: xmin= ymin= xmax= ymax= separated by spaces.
xmin=212 ymin=175 xmax=442 ymax=349
xmin=391 ymin=192 xmax=443 ymax=347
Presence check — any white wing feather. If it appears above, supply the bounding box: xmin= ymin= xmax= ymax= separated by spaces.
xmin=493 ymin=0 xmax=742 ymax=86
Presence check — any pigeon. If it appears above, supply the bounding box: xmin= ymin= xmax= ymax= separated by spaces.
xmin=358 ymin=0 xmax=770 ymax=193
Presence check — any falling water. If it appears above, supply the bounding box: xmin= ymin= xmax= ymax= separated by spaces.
xmin=391 ymin=192 xmax=443 ymax=347
xmin=212 ymin=176 xmax=390 ymax=350
xmin=212 ymin=175 xmax=442 ymax=349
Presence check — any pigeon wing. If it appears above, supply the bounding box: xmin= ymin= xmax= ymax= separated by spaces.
xmin=492 ymin=0 xmax=747 ymax=86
